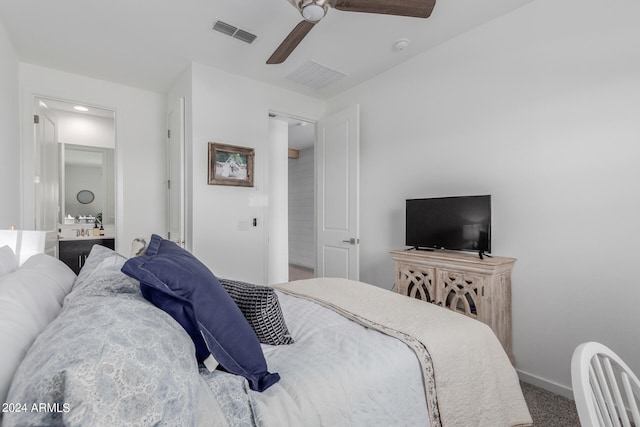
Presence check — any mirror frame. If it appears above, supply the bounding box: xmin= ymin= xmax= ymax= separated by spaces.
xmin=76 ymin=190 xmax=95 ymax=204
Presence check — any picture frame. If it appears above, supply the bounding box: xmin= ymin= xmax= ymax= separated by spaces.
xmin=208 ymin=142 xmax=254 ymax=187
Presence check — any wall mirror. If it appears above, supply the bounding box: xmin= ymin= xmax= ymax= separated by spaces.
xmin=60 ymin=144 xmax=115 ymax=224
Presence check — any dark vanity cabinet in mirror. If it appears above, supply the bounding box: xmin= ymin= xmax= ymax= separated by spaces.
xmin=59 ymin=238 xmax=115 ymax=274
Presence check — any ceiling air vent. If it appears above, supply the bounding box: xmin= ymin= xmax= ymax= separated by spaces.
xmin=285 ymin=61 xmax=346 ymax=90
xmin=233 ymin=29 xmax=257 ymax=44
xmin=212 ymin=20 xmax=257 ymax=44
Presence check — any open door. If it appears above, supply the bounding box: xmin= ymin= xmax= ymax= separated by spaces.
xmin=316 ymin=105 xmax=360 ymax=280
xmin=33 ymin=103 xmax=59 ymax=257
xmin=167 ymin=97 xmax=185 ymax=247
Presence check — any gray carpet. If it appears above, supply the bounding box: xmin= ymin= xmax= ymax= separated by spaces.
xmin=521 ymin=381 xmax=581 ymax=426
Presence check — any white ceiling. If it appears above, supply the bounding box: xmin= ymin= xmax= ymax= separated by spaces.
xmin=38 ymin=98 xmax=115 ymax=119
xmin=0 ymin=0 xmax=532 ymax=100
xmin=274 ymin=115 xmax=316 ymax=150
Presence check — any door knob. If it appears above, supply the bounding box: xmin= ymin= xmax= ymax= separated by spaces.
xmin=342 ymin=238 xmax=359 ymax=245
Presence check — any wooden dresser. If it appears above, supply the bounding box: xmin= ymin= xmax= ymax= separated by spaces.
xmin=390 ymin=249 xmax=516 ymax=362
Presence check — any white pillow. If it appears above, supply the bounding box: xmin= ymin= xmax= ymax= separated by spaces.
xmin=0 ymin=245 xmax=18 ymax=277
xmin=0 ymin=254 xmax=76 ymax=405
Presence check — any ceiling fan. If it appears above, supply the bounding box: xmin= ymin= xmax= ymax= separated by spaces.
xmin=267 ymin=0 xmax=436 ymax=64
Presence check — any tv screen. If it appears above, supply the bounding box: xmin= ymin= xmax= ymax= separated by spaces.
xmin=405 ymin=195 xmax=491 ymax=254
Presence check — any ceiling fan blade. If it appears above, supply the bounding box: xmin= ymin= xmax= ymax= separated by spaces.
xmin=267 ymin=20 xmax=316 ymax=64
xmin=333 ymin=0 xmax=435 ymax=18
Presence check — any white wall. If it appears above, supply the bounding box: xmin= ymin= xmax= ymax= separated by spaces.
xmin=186 ymin=62 xmax=324 ymax=284
xmin=327 ymin=0 xmax=640 ymax=396
xmin=288 ymin=146 xmax=315 ymax=269
xmin=0 ymin=18 xmax=20 ymax=228
xmin=54 ymin=110 xmax=115 ymax=148
xmin=19 ymin=64 xmax=167 ymax=254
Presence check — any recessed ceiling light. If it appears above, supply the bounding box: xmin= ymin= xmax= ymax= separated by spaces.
xmin=74 ymin=105 xmax=88 ymax=112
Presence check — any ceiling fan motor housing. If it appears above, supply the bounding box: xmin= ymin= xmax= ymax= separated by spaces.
xmin=299 ymin=0 xmax=329 ymax=22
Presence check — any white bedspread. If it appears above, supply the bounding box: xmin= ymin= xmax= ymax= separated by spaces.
xmin=249 ymin=289 xmax=430 ymax=426
xmin=274 ymin=278 xmax=533 ymax=427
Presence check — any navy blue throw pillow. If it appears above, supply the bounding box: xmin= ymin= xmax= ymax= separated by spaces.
xmin=121 ymin=234 xmax=279 ymax=392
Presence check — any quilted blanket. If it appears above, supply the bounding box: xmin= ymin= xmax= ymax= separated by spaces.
xmin=274 ymin=278 xmax=533 ymax=427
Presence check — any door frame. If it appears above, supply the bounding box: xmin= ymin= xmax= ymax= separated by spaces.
xmin=267 ymin=105 xmax=360 ymax=282
xmin=167 ymin=96 xmax=186 ymax=247
xmin=24 ymin=95 xmax=118 ymax=251
xmin=266 ymin=111 xmax=318 ymax=281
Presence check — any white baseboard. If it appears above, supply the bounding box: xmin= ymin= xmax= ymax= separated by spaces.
xmin=517 ymin=369 xmax=574 ymax=400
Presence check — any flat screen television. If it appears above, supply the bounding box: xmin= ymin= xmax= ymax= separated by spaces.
xmin=406 ymin=195 xmax=491 ymax=256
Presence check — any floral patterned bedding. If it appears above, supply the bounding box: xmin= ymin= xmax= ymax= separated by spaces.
xmin=3 ymin=246 xmax=250 ymax=426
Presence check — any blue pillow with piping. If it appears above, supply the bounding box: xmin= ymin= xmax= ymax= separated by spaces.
xmin=121 ymin=234 xmax=279 ymax=392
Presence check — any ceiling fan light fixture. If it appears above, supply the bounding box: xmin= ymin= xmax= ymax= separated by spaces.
xmin=301 ymin=2 xmax=326 ymax=22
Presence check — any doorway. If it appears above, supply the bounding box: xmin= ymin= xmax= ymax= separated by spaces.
xmin=34 ymin=97 xmax=116 ymax=247
xmin=269 ymin=105 xmax=359 ymax=283
xmin=268 ymin=114 xmax=316 ymax=282
xmin=287 ymin=118 xmax=316 ymax=280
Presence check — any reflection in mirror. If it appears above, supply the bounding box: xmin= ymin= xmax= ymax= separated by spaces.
xmin=61 ymin=144 xmax=115 ymax=224
xmin=77 ymin=190 xmax=95 ymax=204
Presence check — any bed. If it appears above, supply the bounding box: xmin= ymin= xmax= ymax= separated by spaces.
xmin=1 ymin=234 xmax=532 ymax=426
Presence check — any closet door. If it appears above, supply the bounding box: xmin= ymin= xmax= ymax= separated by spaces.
xmin=316 ymin=105 xmax=360 ymax=280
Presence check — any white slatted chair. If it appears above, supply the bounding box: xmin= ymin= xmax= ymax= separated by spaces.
xmin=571 ymin=342 xmax=640 ymax=427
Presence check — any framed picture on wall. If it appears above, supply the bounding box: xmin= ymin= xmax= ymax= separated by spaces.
xmin=208 ymin=142 xmax=255 ymax=187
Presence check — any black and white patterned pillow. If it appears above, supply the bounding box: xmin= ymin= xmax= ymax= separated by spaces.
xmin=219 ymin=278 xmax=294 ymax=345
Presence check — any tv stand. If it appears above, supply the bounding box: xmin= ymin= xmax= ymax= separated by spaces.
xmin=478 ymin=251 xmax=492 ymax=260
xmin=390 ymin=249 xmax=516 ymax=363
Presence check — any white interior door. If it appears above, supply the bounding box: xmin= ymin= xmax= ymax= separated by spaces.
xmin=167 ymin=97 xmax=185 ymax=247
xmin=316 ymin=105 xmax=360 ymax=280
xmin=34 ymin=107 xmax=59 ymax=257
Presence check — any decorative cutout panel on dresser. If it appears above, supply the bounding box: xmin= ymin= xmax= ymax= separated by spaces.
xmin=390 ymin=249 xmax=516 ymax=363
